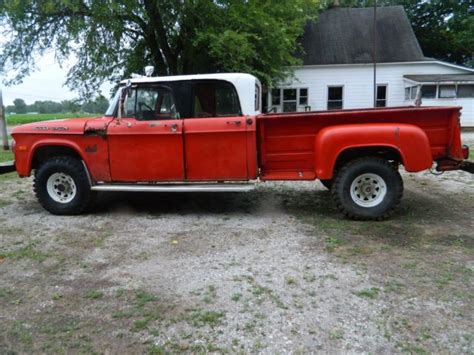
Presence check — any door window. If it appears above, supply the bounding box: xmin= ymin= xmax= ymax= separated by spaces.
xmin=193 ymin=81 xmax=241 ymax=117
xmin=124 ymin=87 xmax=178 ymax=120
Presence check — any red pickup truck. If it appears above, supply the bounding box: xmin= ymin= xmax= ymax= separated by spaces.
xmin=3 ymin=73 xmax=473 ymax=219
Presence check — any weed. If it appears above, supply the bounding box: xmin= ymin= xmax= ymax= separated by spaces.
xmin=354 ymin=287 xmax=380 ymax=299
xmin=84 ymin=290 xmax=103 ymax=300
xmin=286 ymin=277 xmax=298 ymax=286
xmin=1 ymin=241 xmax=49 ymax=262
xmin=189 ymin=310 xmax=225 ymax=328
xmin=325 ymin=236 xmax=346 ymax=252
xmin=132 ymin=319 xmax=150 ymax=332
xmin=231 ymin=293 xmax=242 ymax=302
xmin=148 ymin=344 xmax=166 ymax=355
xmin=135 ymin=290 xmax=158 ymax=308
xmin=329 ymin=328 xmax=344 ymax=340
xmin=52 ymin=293 xmax=62 ymax=301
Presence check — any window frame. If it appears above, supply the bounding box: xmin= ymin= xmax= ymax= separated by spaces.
xmin=457 ymin=84 xmax=474 ymax=98
xmin=438 ymin=84 xmax=457 ymax=99
xmin=376 ymin=84 xmax=388 ymax=107
xmin=298 ymin=88 xmax=309 ymax=106
xmin=191 ymin=79 xmax=243 ymax=118
xmin=123 ymin=85 xmax=180 ymax=121
xmin=327 ymin=85 xmax=344 ymax=110
xmin=282 ymin=88 xmax=298 ymax=113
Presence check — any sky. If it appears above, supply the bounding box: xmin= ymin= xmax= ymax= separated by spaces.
xmin=1 ymin=51 xmax=114 ymax=106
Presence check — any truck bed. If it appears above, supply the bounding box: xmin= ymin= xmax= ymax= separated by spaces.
xmin=257 ymin=106 xmax=463 ymax=180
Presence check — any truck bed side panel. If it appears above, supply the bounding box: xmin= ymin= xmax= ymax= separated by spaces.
xmin=257 ymin=106 xmax=462 ymax=180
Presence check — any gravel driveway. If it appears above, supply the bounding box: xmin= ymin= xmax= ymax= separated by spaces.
xmin=0 ymin=167 xmax=473 ymax=353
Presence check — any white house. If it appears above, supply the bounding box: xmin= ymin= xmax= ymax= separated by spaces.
xmin=268 ymin=6 xmax=474 ymax=127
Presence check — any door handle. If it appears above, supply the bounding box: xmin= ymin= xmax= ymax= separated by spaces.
xmin=170 ymin=123 xmax=178 ymax=132
xmin=226 ymin=120 xmax=242 ymax=126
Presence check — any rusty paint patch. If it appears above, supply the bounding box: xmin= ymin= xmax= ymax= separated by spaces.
xmin=85 ymin=145 xmax=98 ymax=154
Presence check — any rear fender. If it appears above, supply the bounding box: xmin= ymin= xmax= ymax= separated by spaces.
xmin=315 ymin=124 xmax=433 ymax=180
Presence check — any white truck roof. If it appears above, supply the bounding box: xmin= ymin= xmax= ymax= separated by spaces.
xmin=120 ymin=73 xmax=262 ymax=116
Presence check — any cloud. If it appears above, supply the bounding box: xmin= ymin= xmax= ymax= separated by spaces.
xmin=1 ymin=52 xmax=114 ymax=105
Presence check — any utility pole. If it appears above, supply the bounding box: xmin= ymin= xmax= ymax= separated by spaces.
xmin=373 ymin=0 xmax=378 ymax=108
xmin=0 ymin=89 xmax=9 ymax=150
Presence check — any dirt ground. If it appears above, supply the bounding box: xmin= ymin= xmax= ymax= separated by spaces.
xmin=0 ymin=148 xmax=473 ymax=353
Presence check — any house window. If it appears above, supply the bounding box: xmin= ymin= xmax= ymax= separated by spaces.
xmin=376 ymin=85 xmax=387 ymax=107
xmin=327 ymin=86 xmax=343 ymax=110
xmin=439 ymin=85 xmax=456 ymax=98
xmin=421 ymin=85 xmax=437 ymax=99
xmin=410 ymin=86 xmax=418 ymax=100
xmin=299 ymin=88 xmax=308 ymax=106
xmin=271 ymin=88 xmax=281 ymax=106
xmin=457 ymin=85 xmax=474 ymax=98
xmin=405 ymin=87 xmax=410 ymax=100
xmin=283 ymin=89 xmax=297 ymax=112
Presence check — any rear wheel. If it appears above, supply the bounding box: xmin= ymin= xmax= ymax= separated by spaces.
xmin=34 ymin=156 xmax=94 ymax=215
xmin=331 ymin=157 xmax=403 ymax=220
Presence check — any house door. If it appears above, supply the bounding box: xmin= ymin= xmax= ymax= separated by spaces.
xmin=107 ymin=86 xmax=185 ymax=182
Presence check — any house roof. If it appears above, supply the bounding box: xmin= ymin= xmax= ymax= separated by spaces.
xmin=301 ymin=6 xmax=426 ymax=65
xmin=404 ymin=74 xmax=474 ymax=84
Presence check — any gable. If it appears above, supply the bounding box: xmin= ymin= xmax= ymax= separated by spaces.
xmin=301 ymin=6 xmax=426 ymax=65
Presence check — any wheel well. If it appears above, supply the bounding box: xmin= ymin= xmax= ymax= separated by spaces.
xmin=334 ymin=146 xmax=403 ymax=173
xmin=32 ymin=146 xmax=83 ymax=170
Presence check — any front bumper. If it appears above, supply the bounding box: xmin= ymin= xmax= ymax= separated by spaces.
xmin=0 ymin=161 xmax=15 ymax=175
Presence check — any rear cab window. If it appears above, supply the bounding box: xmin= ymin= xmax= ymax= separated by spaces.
xmin=192 ymin=81 xmax=242 ymax=118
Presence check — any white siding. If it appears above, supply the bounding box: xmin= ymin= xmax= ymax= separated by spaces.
xmin=270 ymin=62 xmax=474 ymax=127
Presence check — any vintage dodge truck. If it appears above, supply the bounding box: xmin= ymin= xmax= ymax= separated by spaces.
xmin=2 ymin=73 xmax=473 ymax=219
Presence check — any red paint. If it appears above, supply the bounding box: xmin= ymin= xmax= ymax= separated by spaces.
xmin=11 ymin=106 xmax=468 ymax=183
xmin=107 ymin=118 xmax=185 ymax=181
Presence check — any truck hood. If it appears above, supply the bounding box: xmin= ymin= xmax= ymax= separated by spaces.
xmin=11 ymin=116 xmax=112 ymax=135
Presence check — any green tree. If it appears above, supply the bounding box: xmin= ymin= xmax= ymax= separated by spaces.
xmin=0 ymin=0 xmax=320 ymax=95
xmin=13 ymin=98 xmax=27 ymax=113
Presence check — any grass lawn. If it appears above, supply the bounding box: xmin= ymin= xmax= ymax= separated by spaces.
xmin=6 ymin=112 xmax=100 ymax=125
xmin=0 ymin=149 xmax=14 ymax=162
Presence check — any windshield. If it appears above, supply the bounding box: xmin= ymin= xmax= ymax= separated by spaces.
xmin=105 ymin=88 xmax=121 ymax=116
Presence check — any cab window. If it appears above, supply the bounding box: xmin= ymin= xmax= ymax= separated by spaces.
xmin=124 ymin=87 xmax=178 ymax=120
xmin=193 ymin=81 xmax=241 ymax=117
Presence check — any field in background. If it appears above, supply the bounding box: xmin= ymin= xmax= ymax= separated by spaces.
xmin=6 ymin=113 xmax=100 ymax=125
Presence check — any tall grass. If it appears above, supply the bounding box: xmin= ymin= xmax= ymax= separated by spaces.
xmin=6 ymin=112 xmax=100 ymax=125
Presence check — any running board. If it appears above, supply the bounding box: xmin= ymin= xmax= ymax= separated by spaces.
xmin=91 ymin=183 xmax=255 ymax=193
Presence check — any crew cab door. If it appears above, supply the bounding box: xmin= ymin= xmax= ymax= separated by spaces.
xmin=107 ymin=86 xmax=185 ymax=182
xmin=184 ymin=81 xmax=250 ymax=181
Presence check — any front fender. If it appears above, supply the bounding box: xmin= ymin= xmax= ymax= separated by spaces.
xmin=315 ymin=124 xmax=433 ymax=180
xmin=15 ymin=138 xmax=87 ymax=177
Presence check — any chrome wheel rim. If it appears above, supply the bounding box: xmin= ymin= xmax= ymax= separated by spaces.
xmin=46 ymin=172 xmax=77 ymax=204
xmin=350 ymin=173 xmax=387 ymax=208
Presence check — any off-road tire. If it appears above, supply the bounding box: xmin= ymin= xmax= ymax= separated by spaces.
xmin=320 ymin=179 xmax=332 ymax=190
xmin=331 ymin=157 xmax=403 ymax=220
xmin=34 ymin=156 xmax=94 ymax=215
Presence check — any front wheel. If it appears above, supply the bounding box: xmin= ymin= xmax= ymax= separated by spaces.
xmin=34 ymin=156 xmax=94 ymax=215
xmin=331 ymin=157 xmax=403 ymax=220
